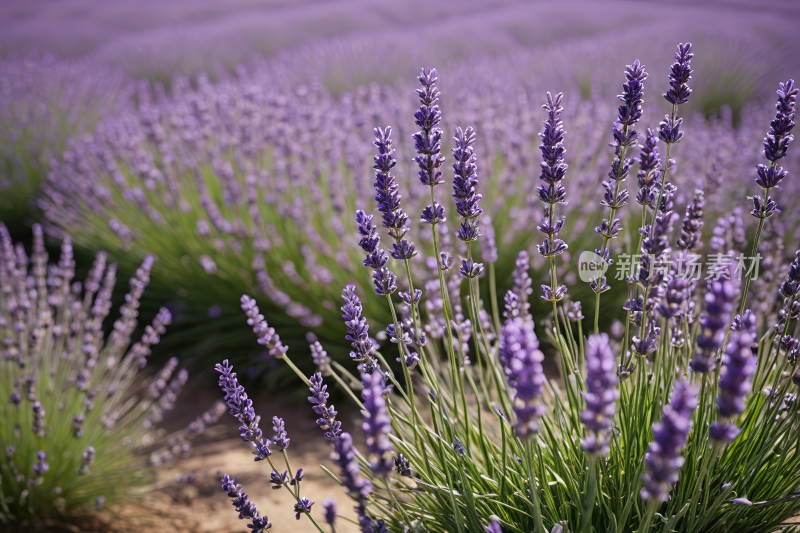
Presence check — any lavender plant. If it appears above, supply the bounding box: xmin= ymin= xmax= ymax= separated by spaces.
xmin=0 ymin=224 xmax=222 ymax=525
xmin=211 ymin=59 xmax=800 ymax=533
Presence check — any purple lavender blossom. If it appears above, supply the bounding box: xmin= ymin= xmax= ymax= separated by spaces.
xmin=221 ymin=475 xmax=272 ymax=531
xmin=676 ymin=189 xmax=705 ymax=251
xmin=762 ymin=80 xmax=797 ymax=164
xmin=663 ymin=43 xmax=694 ymax=106
xmin=331 ymin=432 xmax=372 ymax=530
xmin=214 ymin=359 xmax=262 ymax=444
xmin=308 ymin=372 xmax=342 ymax=442
xmin=32 ymin=451 xmax=48 ymax=476
xmin=79 ymin=446 xmax=95 ymax=475
xmin=322 ymin=498 xmax=337 ymax=526
xmin=752 ymin=80 xmax=797 ymax=219
xmin=240 ymin=295 xmax=287 ymax=358
xmin=594 ymin=59 xmax=648 ymax=260
xmin=373 ymin=126 xmax=416 ymax=260
xmin=691 ymin=270 xmax=738 ymax=373
xmin=499 ymin=316 xmax=546 ymax=438
xmin=536 ymin=92 xmax=569 ymax=261
xmin=293 ymin=497 xmax=314 ymax=520
xmin=710 ymin=310 xmax=757 ymax=444
xmin=413 ymin=68 xmax=446 ymax=188
xmin=581 ymin=334 xmax=618 ymax=456
xmin=354 ymin=210 xmax=398 ymax=296
xmin=361 ymin=371 xmax=394 ymax=476
xmin=272 ymin=416 xmax=290 ymax=450
xmin=452 ymin=126 xmax=483 ymax=243
xmin=341 ymin=285 xmax=377 ymax=372
xmin=641 ymin=380 xmax=699 ymax=502
xmin=636 ymin=128 xmax=661 ymax=209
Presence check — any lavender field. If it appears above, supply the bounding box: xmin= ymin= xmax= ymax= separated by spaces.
xmin=2 ymin=1 xmax=800 ymax=532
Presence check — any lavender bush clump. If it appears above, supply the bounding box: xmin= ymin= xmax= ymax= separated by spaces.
xmin=204 ymin=52 xmax=800 ymax=533
xmin=0 ymin=225 xmax=220 ymax=525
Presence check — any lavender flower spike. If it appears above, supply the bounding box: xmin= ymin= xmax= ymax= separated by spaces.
xmin=752 ymin=79 xmax=797 ymax=219
xmin=413 ymin=68 xmax=446 ymax=188
xmin=641 ymin=381 xmax=699 ymax=502
xmin=308 ymin=372 xmax=342 ymax=442
xmin=594 ymin=59 xmax=648 ymax=290
xmin=710 ymin=310 xmax=757 ymax=444
xmin=581 ymin=334 xmax=618 ymax=456
xmin=215 ymin=359 xmax=263 ymax=445
xmin=690 ymin=268 xmax=738 ymax=373
xmin=452 ymin=125 xmax=483 ymax=243
xmin=536 ymin=91 xmax=569 ymax=258
xmin=361 ymin=371 xmax=394 ymax=476
xmin=341 ymin=285 xmax=377 ymax=373
xmin=272 ymin=416 xmax=290 ymax=450
xmin=354 ymin=210 xmax=398 ymax=295
xmin=240 ymin=295 xmax=288 ymax=358
xmin=373 ymin=126 xmax=416 ymax=260
xmin=221 ymin=475 xmax=272 ymax=532
xmin=331 ymin=432 xmax=372 ymax=530
xmin=499 ymin=316 xmax=546 ymax=437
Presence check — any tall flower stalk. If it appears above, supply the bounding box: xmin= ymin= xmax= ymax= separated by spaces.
xmin=740 ymin=79 xmax=797 ymax=314
xmin=592 ymin=60 xmax=648 ymax=332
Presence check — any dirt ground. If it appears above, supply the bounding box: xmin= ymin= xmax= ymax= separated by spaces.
xmin=88 ymin=384 xmax=362 ymax=533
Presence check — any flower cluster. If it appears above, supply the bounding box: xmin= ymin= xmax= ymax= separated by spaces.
xmin=499 ymin=314 xmax=546 ymax=438
xmin=373 ymin=126 xmax=416 ymax=261
xmin=221 ymin=475 xmax=272 ymax=532
xmin=342 ymin=284 xmax=377 ymax=373
xmin=356 ymin=210 xmax=398 ymax=296
xmin=690 ymin=270 xmax=738 ymax=373
xmin=593 ymin=59 xmax=648 ymax=293
xmin=710 ymin=310 xmax=757 ymax=443
xmin=361 ymin=371 xmax=394 ymax=476
xmin=536 ymin=92 xmax=569 ymax=302
xmin=308 ymin=372 xmax=342 ymax=442
xmin=581 ymin=334 xmax=618 ymax=456
xmin=452 ymin=125 xmax=483 ymax=244
xmin=751 ymin=79 xmax=797 ymax=219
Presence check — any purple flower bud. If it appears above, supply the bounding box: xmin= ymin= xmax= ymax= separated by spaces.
xmin=220 ymin=475 xmax=271 ymax=531
xmin=641 ymin=381 xmax=698 ymax=502
xmin=394 ymin=452 xmax=411 ymax=477
xmin=293 ymin=497 xmax=314 ymax=520
xmin=459 ymin=258 xmax=485 ymax=279
xmin=676 ymin=190 xmax=705 ymax=251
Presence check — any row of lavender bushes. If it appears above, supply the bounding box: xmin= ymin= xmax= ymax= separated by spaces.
xmin=0 ymin=36 xmax=799 ymax=530
xmin=207 ymin=49 xmax=800 ymax=532
xmin=29 ymin=31 xmax=800 ymax=381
